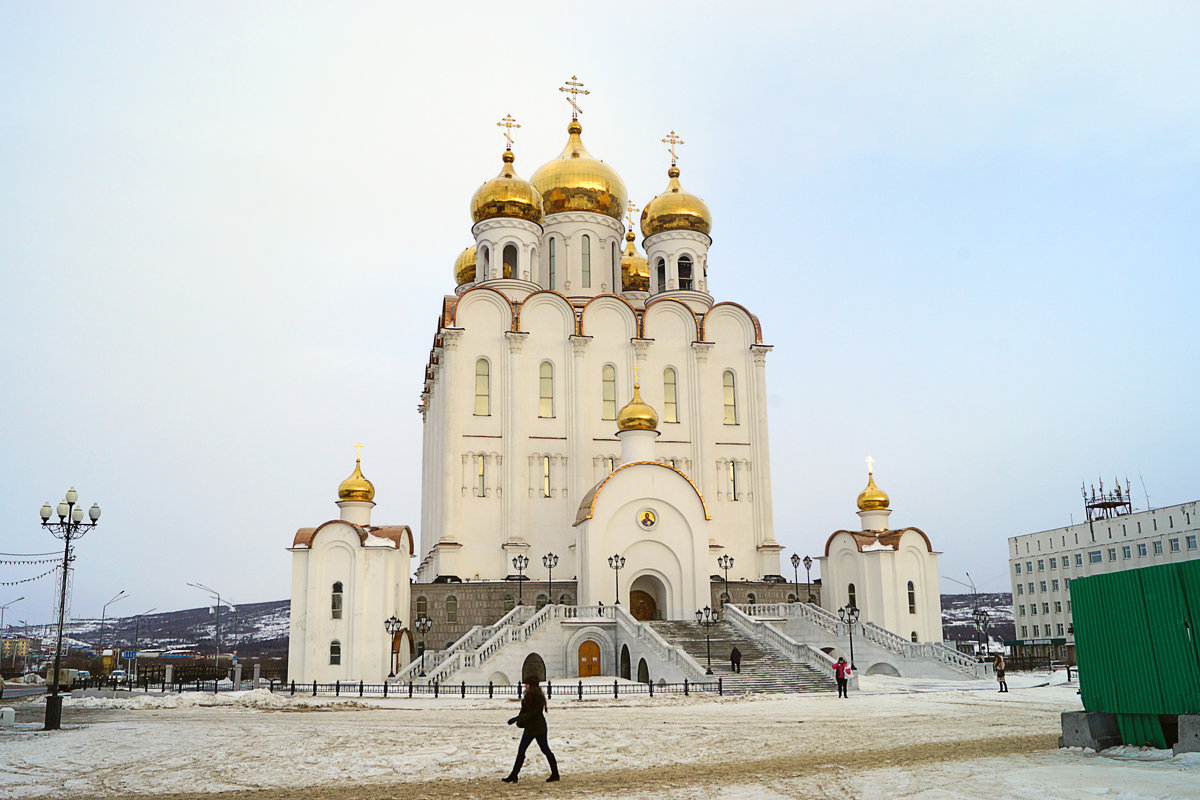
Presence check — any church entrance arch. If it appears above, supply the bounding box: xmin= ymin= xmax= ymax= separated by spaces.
xmin=620 ymin=645 xmax=631 ymax=679
xmin=637 ymin=658 xmax=649 ymax=684
xmin=629 ymin=574 xmax=667 ymax=621
xmin=578 ymin=640 xmax=601 ymax=678
xmin=522 ymin=653 xmax=546 ymax=683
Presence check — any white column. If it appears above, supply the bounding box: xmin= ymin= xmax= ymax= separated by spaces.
xmin=504 ymin=332 xmax=528 ymax=544
xmin=748 ymin=344 xmax=777 ymax=554
xmin=438 ymin=330 xmax=464 ymax=545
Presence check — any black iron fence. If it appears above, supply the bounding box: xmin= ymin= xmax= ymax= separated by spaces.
xmin=255 ymin=678 xmax=722 ymax=700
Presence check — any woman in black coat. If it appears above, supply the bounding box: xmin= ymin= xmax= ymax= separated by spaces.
xmin=503 ymin=678 xmax=559 ymax=783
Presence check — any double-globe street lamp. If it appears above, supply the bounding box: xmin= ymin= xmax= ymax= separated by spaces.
xmin=608 ymin=554 xmax=625 ymax=605
xmin=803 ymin=555 xmax=814 ymax=602
xmin=838 ymin=604 xmax=860 ymax=671
xmin=695 ymin=606 xmax=720 ymax=675
xmin=543 ymin=553 xmax=558 ymax=606
xmin=384 ymin=615 xmax=403 ymax=678
xmin=512 ymin=554 xmax=529 ymax=605
xmin=717 ymin=554 xmax=734 ymax=607
xmin=414 ymin=615 xmax=433 ymax=677
xmin=39 ymin=486 xmax=102 ymax=730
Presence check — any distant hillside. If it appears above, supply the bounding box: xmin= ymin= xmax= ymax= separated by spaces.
xmin=940 ymin=592 xmax=1014 ymax=647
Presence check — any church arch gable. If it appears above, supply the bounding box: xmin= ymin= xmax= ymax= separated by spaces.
xmin=578 ymin=294 xmax=637 ymax=340
xmin=702 ymin=302 xmax=763 ymax=345
xmin=450 ymin=285 xmax=515 ymax=331
xmin=643 ymin=297 xmax=700 ymax=343
xmin=515 ymin=290 xmax=576 ymax=337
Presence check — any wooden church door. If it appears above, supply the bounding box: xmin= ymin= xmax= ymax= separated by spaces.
xmin=578 ymin=640 xmax=601 ymax=677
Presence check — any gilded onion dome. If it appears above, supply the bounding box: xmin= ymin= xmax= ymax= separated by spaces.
xmin=470 ymin=149 xmax=544 ymax=225
xmin=616 ymin=382 xmax=658 ymax=431
xmin=531 ymin=120 xmax=628 ymax=221
xmin=338 ymin=458 xmax=376 ymax=503
xmin=640 ymin=165 xmax=712 ymax=238
xmin=620 ymin=230 xmax=649 ymax=292
xmin=856 ymin=473 xmax=889 ymax=511
xmin=454 ymin=246 xmax=477 ymax=286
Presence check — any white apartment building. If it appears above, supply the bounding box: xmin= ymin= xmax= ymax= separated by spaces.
xmin=1008 ymin=497 xmax=1199 ymax=663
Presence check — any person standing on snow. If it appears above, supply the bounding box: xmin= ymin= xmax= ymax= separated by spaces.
xmin=834 ymin=656 xmax=851 ymax=698
xmin=993 ymin=653 xmax=1008 ymax=693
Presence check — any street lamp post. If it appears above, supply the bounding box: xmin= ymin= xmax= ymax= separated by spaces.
xmin=130 ymin=608 xmax=156 ymax=682
xmin=789 ymin=554 xmax=801 ymax=603
xmin=39 ymin=487 xmax=102 ymax=730
xmin=717 ymin=554 xmax=734 ymax=606
xmin=695 ymin=606 xmax=719 ymax=675
xmin=414 ymin=616 xmax=432 ymax=677
xmin=383 ymin=616 xmax=403 ymax=678
xmin=100 ymin=590 xmax=127 ymax=672
xmin=803 ymin=555 xmax=814 ymax=602
xmin=0 ymin=597 xmax=23 ymax=633
xmin=608 ymin=554 xmax=625 ymax=605
xmin=838 ymin=604 xmax=860 ymax=671
xmin=973 ymin=607 xmax=990 ymax=657
xmin=512 ymin=555 xmax=529 ymax=605
xmin=187 ymin=583 xmax=233 ymax=668
xmin=16 ymin=619 xmax=27 ymax=671
xmin=543 ymin=553 xmax=558 ymax=606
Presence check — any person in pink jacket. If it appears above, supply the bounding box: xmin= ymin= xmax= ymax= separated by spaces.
xmin=834 ymin=657 xmax=851 ymax=698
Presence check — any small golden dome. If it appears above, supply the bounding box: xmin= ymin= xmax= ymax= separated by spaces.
xmin=470 ymin=149 xmax=544 ymax=225
xmin=640 ymin=165 xmax=712 ymax=238
xmin=531 ymin=120 xmax=628 ymax=221
xmin=616 ymin=382 xmax=658 ymax=431
xmin=620 ymin=230 xmax=649 ymax=292
xmin=856 ymin=473 xmax=889 ymax=511
xmin=454 ymin=246 xmax=477 ymax=286
xmin=338 ymin=458 xmax=375 ymax=503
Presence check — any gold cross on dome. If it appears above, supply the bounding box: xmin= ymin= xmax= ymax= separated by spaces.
xmin=662 ymin=130 xmax=685 ymax=165
xmin=865 ymin=455 xmax=875 ymax=475
xmin=497 ymin=114 xmax=520 ymax=149
xmin=559 ymin=76 xmax=589 ymax=119
xmin=355 ymin=441 xmax=364 ymax=460
xmin=626 ymin=201 xmax=639 ymax=232
xmin=632 ymin=361 xmax=641 ymax=387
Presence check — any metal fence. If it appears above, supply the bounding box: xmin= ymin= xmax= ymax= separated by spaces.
xmin=257 ymin=678 xmax=722 ymax=700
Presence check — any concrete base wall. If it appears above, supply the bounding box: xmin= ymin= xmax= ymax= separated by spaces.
xmin=1060 ymin=711 xmax=1122 ymax=750
xmin=1174 ymin=715 xmax=1200 ymax=755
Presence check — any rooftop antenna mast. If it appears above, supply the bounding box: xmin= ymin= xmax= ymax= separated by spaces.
xmin=1138 ymin=472 xmax=1150 ymax=511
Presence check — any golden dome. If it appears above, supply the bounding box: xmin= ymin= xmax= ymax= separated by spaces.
xmin=338 ymin=458 xmax=375 ymax=503
xmin=454 ymin=246 xmax=477 ymax=286
xmin=640 ymin=165 xmax=712 ymax=238
xmin=616 ymin=382 xmax=658 ymax=432
xmin=470 ymin=149 xmax=544 ymax=225
xmin=620 ymin=230 xmax=649 ymax=292
xmin=856 ymin=473 xmax=889 ymax=511
xmin=531 ymin=120 xmax=627 ymax=221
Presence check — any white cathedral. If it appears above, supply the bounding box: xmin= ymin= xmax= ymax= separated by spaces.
xmin=288 ymin=84 xmax=953 ymax=685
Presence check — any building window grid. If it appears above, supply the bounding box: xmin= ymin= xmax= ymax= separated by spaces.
xmin=331 ymin=582 xmax=343 ymax=620
xmin=581 ymin=235 xmax=591 ymax=288
xmin=722 ymin=371 xmax=737 ymax=424
xmin=1153 ymin=540 xmax=1164 ymax=555
xmin=474 ymin=359 xmax=490 ymax=416
xmin=539 ymin=362 xmax=554 ymax=418
xmin=601 ymin=365 xmax=616 ymax=420
xmin=475 ymin=455 xmax=486 ymax=497
xmin=663 ymin=368 xmax=678 ymax=423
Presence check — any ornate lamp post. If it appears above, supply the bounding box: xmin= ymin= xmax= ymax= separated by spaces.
xmin=608 ymin=554 xmax=625 ymax=605
xmin=383 ymin=615 xmax=403 ymax=678
xmin=838 ymin=604 xmax=860 ymax=670
xmin=187 ymin=582 xmax=232 ymax=668
xmin=414 ymin=615 xmax=433 ymax=677
xmin=512 ymin=555 xmax=529 ymax=605
xmin=973 ymin=607 xmax=990 ymax=657
xmin=39 ymin=486 xmax=101 ymax=730
xmin=717 ymin=554 xmax=734 ymax=606
xmin=99 ymin=590 xmax=127 ymax=672
xmin=695 ymin=606 xmax=719 ymax=675
xmin=789 ymin=554 xmax=801 ymax=603
xmin=803 ymin=555 xmax=814 ymax=602
xmin=543 ymin=553 xmax=558 ymax=606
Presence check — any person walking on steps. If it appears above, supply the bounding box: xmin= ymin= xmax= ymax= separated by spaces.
xmin=834 ymin=656 xmax=851 ymax=698
xmin=993 ymin=653 xmax=1008 ymax=693
xmin=503 ymin=678 xmax=559 ymax=784
xmin=730 ymin=646 xmax=742 ymax=673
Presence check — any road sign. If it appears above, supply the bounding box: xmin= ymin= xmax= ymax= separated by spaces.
xmin=121 ymin=651 xmax=136 ymax=659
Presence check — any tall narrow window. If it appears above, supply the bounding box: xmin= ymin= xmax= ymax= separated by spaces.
xmin=542 ymin=456 xmax=551 ymax=498
xmin=415 ymin=596 xmax=428 ymax=617
xmin=475 ymin=455 xmax=486 ymax=497
xmin=446 ymin=596 xmax=458 ymax=624
xmin=474 ymin=359 xmax=490 ymax=416
xmin=548 ymin=238 xmax=556 ymax=289
xmin=601 ymin=365 xmax=616 ymax=419
xmin=907 ymin=581 xmax=916 ymax=614
xmin=722 ymin=371 xmax=737 ymax=424
xmin=848 ymin=583 xmax=857 ymax=608
xmin=539 ymin=362 xmax=554 ymax=418
xmin=604 ymin=457 xmax=615 ymax=473
xmin=656 ymin=258 xmax=666 ymax=292
xmin=331 ymin=582 xmax=343 ymax=619
xmin=728 ymin=460 xmax=738 ymax=500
xmin=678 ymin=255 xmax=693 ymax=290
xmin=329 ymin=640 xmax=341 ymax=665
xmin=481 ymin=246 xmax=490 ymax=280
xmin=612 ymin=241 xmax=619 ymax=289
xmin=581 ymin=234 xmax=591 ymax=287
xmin=502 ymin=243 xmax=517 ymax=279
xmin=911 ymin=631 xmax=919 ymax=642
xmin=663 ymin=368 xmax=678 ymax=423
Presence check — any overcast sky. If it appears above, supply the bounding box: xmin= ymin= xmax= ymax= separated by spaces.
xmin=2 ymin=2 xmax=1198 ymax=625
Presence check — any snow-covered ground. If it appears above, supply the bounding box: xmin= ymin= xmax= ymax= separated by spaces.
xmin=1 ymin=672 xmax=1196 ymax=799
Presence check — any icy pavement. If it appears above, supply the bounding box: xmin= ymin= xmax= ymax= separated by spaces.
xmin=0 ymin=676 xmax=1196 ymax=799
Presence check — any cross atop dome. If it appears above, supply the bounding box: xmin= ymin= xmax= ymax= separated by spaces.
xmin=497 ymin=114 xmax=520 ymax=150
xmin=626 ymin=201 xmax=639 ymax=233
xmin=662 ymin=130 xmax=684 ymax=166
xmin=559 ymin=76 xmax=589 ymax=119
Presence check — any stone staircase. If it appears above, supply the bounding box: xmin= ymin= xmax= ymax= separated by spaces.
xmin=649 ymin=620 xmax=835 ymax=694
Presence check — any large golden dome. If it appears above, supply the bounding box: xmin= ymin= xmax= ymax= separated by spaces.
xmin=641 ymin=165 xmax=712 ymax=238
xmin=620 ymin=230 xmax=649 ymax=292
xmin=470 ymin=150 xmax=544 ymax=225
xmin=454 ymin=246 xmax=477 ymax=286
xmin=338 ymin=458 xmax=375 ymax=503
xmin=856 ymin=473 xmax=889 ymax=511
xmin=531 ymin=120 xmax=627 ymax=221
xmin=616 ymin=382 xmax=658 ymax=432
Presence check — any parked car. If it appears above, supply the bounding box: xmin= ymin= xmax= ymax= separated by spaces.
xmin=107 ymin=669 xmax=128 ymax=684
xmin=75 ymin=670 xmax=91 ymax=681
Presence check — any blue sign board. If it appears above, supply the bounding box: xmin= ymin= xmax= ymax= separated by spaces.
xmin=121 ymin=651 xmax=136 ymax=659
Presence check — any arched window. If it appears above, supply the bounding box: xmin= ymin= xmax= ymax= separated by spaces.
xmin=331 ymin=582 xmax=343 ymax=619
xmin=663 ymin=368 xmax=678 ymax=423
xmin=728 ymin=460 xmax=739 ymax=501
xmin=481 ymin=245 xmax=490 ymax=281
xmin=503 ymin=594 xmax=515 ymax=612
xmin=502 ymin=243 xmax=518 ymax=279
xmin=604 ymin=456 xmax=615 ymax=474
xmin=446 ymin=595 xmax=458 ymax=624
xmin=722 ymin=370 xmax=737 ymax=424
xmin=787 ymin=593 xmax=798 ymax=604
xmin=542 ymin=456 xmax=551 ymax=498
xmin=558 ymin=593 xmax=574 ymax=606
xmin=536 ymin=593 xmax=548 ymax=610
xmin=911 ymin=631 xmax=919 ymax=642
xmin=581 ymin=234 xmax=591 ymax=288
xmin=415 ymin=595 xmax=428 ymax=617
xmin=848 ymin=583 xmax=857 ymax=609
xmin=719 ymin=592 xmax=730 ymax=608
xmin=475 ymin=454 xmax=486 ymax=497
xmin=907 ymin=581 xmax=917 ymax=614
xmin=329 ymin=640 xmax=341 ymax=665
xmin=475 ymin=359 xmax=490 ymax=416
xmin=746 ymin=592 xmax=757 ymax=605
xmin=548 ymin=238 xmax=556 ymax=289
xmin=601 ymin=365 xmax=616 ymax=419
xmin=539 ymin=362 xmax=554 ymax=418
xmin=678 ymin=255 xmax=693 ymax=290
xmin=655 ymin=258 xmax=666 ymax=292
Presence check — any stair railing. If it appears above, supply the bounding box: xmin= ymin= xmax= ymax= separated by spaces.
xmin=722 ymin=603 xmax=839 ymax=677
xmin=612 ymin=606 xmax=709 ymax=681
xmin=742 ymin=602 xmax=848 ymax=636
xmin=406 ymin=604 xmax=535 ymax=683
